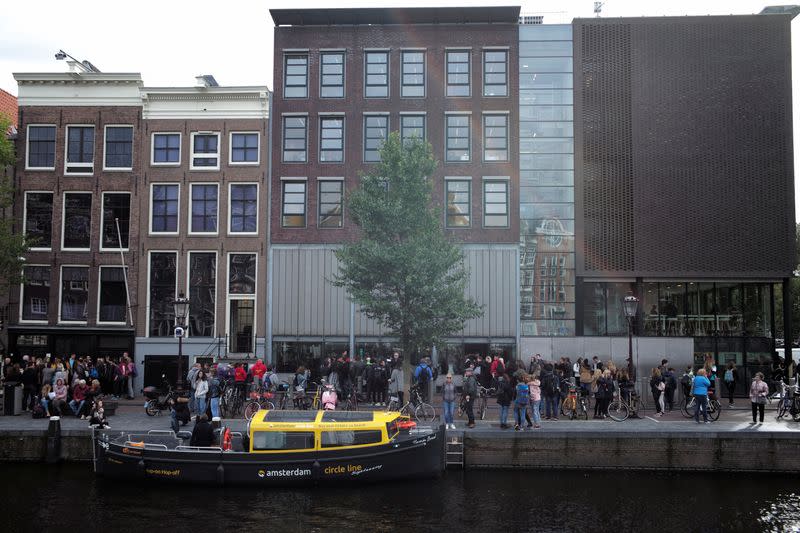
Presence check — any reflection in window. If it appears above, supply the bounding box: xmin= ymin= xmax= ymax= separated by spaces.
xmin=27 ymin=126 xmax=56 ymax=168
xmin=282 ymin=117 xmax=307 ymax=162
xmin=230 ymin=184 xmax=258 ymax=233
xmin=483 ymin=114 xmax=508 ymax=161
xmin=25 ymin=192 xmax=53 ymax=249
xmin=189 ymin=253 xmax=216 ymax=337
xmin=446 ymin=115 xmax=470 ymax=162
xmin=446 ymin=50 xmax=470 ymax=97
xmin=321 ymin=430 xmax=382 ymax=447
xmin=284 ymin=54 xmax=309 ymax=98
xmin=229 ymin=254 xmax=256 ymax=295
xmin=364 ymin=115 xmax=388 ymax=162
xmin=66 ymin=126 xmax=94 ymax=173
xmin=230 ymin=299 xmax=254 ymax=353
xmin=252 ymin=431 xmax=314 ymax=450
xmin=483 ymin=181 xmax=508 ymax=227
xmin=318 ymin=181 xmax=343 ymax=228
xmin=151 ymin=185 xmax=179 ymax=233
xmin=104 ymin=126 xmax=133 ymax=169
xmin=401 ymin=51 xmax=425 ymax=97
xmin=60 ymin=266 xmax=89 ymax=322
xmin=21 ymin=266 xmax=50 ymax=321
xmin=63 ymin=193 xmax=92 ymax=249
xmin=153 ymin=133 xmax=180 ymax=164
xmin=149 ymin=253 xmax=177 ymax=337
xmin=191 ymin=184 xmax=218 ymax=233
xmin=281 ymin=181 xmax=306 ymax=227
xmin=101 ymin=193 xmax=130 ymax=249
xmin=319 ymin=117 xmax=344 ymax=163
xmin=191 ymin=133 xmax=219 ymax=168
xmin=400 ymin=115 xmax=425 ymax=145
xmin=446 ymin=180 xmax=470 ymax=227
xmin=231 ymin=133 xmax=259 ymax=163
xmin=483 ymin=50 xmax=508 ymax=96
xmin=320 ymin=52 xmax=344 ymax=98
xmin=365 ymin=52 xmax=389 ymax=98
xmin=99 ymin=267 xmax=127 ymax=323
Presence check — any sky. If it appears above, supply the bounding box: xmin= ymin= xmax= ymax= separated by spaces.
xmin=1 ymin=0 xmax=799 ymax=209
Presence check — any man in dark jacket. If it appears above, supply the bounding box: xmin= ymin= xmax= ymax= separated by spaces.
xmin=190 ymin=414 xmax=215 ymax=447
xmin=463 ymin=367 xmax=478 ymax=428
xmin=21 ymin=364 xmax=39 ymax=411
xmin=541 ymin=364 xmax=561 ymax=420
xmin=495 ymin=373 xmax=513 ymax=429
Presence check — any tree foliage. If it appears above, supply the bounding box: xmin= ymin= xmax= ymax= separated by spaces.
xmin=0 ymin=113 xmax=28 ymax=288
xmin=334 ymin=132 xmax=483 ymax=358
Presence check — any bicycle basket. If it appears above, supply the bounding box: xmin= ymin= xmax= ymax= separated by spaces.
xmin=248 ymin=391 xmax=260 ymax=400
xmin=262 ymin=392 xmax=274 ymax=400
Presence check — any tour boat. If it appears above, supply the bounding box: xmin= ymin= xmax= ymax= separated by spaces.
xmin=93 ymin=410 xmax=445 ymax=485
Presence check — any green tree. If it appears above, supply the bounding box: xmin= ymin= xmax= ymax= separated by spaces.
xmin=0 ymin=113 xmax=28 ymax=288
xmin=334 ymin=132 xmax=483 ymax=360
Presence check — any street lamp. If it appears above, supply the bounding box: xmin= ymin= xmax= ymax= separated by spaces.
xmin=173 ymin=292 xmax=190 ymax=391
xmin=623 ymin=295 xmax=639 ymax=382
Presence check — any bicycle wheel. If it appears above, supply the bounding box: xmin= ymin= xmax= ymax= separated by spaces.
xmin=777 ymin=398 xmax=788 ymax=419
xmin=709 ymin=400 xmax=721 ymax=421
xmin=479 ymin=397 xmax=487 ymax=420
xmin=560 ymin=397 xmax=572 ymax=417
xmin=243 ymin=401 xmax=260 ymax=420
xmin=415 ymin=403 xmax=436 ymax=422
xmin=607 ymin=399 xmax=629 ymax=422
xmin=681 ymin=398 xmax=695 ymax=418
xmin=145 ymin=399 xmax=160 ymax=416
xmin=578 ymin=399 xmax=589 ymax=420
xmin=400 ymin=403 xmax=414 ymax=418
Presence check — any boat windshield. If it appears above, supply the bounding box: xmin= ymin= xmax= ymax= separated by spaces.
xmin=252 ymin=431 xmax=315 ymax=451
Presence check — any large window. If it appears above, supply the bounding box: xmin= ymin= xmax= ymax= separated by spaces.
xmin=21 ymin=266 xmax=50 ymax=322
xmin=483 ymin=114 xmax=509 ymax=161
xmin=104 ymin=126 xmax=133 ymax=169
xmin=446 ymin=180 xmax=471 ymax=228
xmin=60 ymin=266 xmax=89 ymax=322
xmin=149 ymin=252 xmax=177 ymax=337
xmin=98 ymin=266 xmax=127 ymax=323
xmin=446 ymin=50 xmax=471 ymax=97
xmin=229 ymin=254 xmax=256 ymax=354
xmin=321 ymin=430 xmax=382 ymax=447
xmin=483 ymin=49 xmax=508 ymax=97
xmin=284 ymin=54 xmax=309 ymax=98
xmin=190 ymin=133 xmax=220 ymax=170
xmin=364 ymin=115 xmax=388 ymax=162
xmin=400 ymin=115 xmax=425 ymax=145
xmin=26 ymin=125 xmax=56 ymax=169
xmin=151 ymin=184 xmax=179 ymax=234
xmin=190 ymin=184 xmax=218 ymax=234
xmin=62 ymin=193 xmax=92 ymax=250
xmin=282 ymin=116 xmax=307 ymax=162
xmin=24 ymin=192 xmax=53 ymax=249
xmin=65 ymin=125 xmax=94 ymax=174
xmin=252 ymin=431 xmax=314 ymax=451
xmin=483 ymin=180 xmax=509 ymax=227
xmin=230 ymin=132 xmax=259 ymax=164
xmin=446 ymin=114 xmax=470 ymax=162
xmin=401 ymin=51 xmax=425 ymax=98
xmin=320 ymin=52 xmax=345 ymax=98
xmin=318 ymin=180 xmax=343 ymax=228
xmin=188 ymin=252 xmax=216 ymax=337
xmin=319 ymin=117 xmax=344 ymax=163
xmin=281 ymin=181 xmax=306 ymax=227
xmin=365 ymin=51 xmax=389 ymax=98
xmin=229 ymin=183 xmax=258 ymax=234
xmin=101 ymin=192 xmax=131 ymax=250
xmin=152 ymin=133 xmax=181 ymax=165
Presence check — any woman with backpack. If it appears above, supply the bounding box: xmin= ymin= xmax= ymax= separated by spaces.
xmin=495 ymin=372 xmax=513 ymax=429
xmin=723 ymin=362 xmax=737 ymax=406
xmin=513 ymin=375 xmax=530 ymax=431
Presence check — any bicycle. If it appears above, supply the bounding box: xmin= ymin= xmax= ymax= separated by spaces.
xmin=680 ymin=392 xmax=721 ymax=421
xmin=775 ymin=381 xmax=800 ymax=421
xmin=342 ymin=387 xmax=359 ymax=412
xmin=219 ymin=380 xmax=245 ymax=418
xmin=386 ymin=385 xmax=436 ymax=422
xmin=477 ymin=385 xmax=496 ymax=421
xmin=607 ymin=390 xmax=646 ymax=422
xmin=243 ymin=388 xmax=276 ymax=420
xmin=296 ymin=381 xmax=323 ymax=410
xmin=560 ymin=380 xmax=588 ymax=420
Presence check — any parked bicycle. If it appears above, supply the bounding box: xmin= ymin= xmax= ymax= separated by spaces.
xmin=386 ymin=384 xmax=436 ymax=422
xmin=296 ymin=381 xmax=323 ymax=410
xmin=143 ymin=375 xmax=179 ymax=416
xmin=607 ymin=389 xmax=646 ymax=422
xmin=775 ymin=381 xmax=800 ymax=421
xmin=560 ymin=379 xmax=588 ymax=420
xmin=680 ymin=392 xmax=721 ymax=421
xmin=219 ymin=379 xmax=245 ymax=418
xmin=477 ymin=385 xmax=496 ymax=421
xmin=243 ymin=389 xmax=276 ymax=420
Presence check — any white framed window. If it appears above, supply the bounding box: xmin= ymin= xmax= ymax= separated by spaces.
xmin=20 ymin=265 xmax=51 ymax=323
xmin=61 ymin=192 xmax=92 ymax=251
xmin=190 ymin=132 xmax=220 ymax=170
xmin=151 ymin=132 xmax=181 ymax=166
xmin=65 ymin=125 xmax=95 ymax=175
xmin=150 ymin=183 xmax=180 ymax=234
xmin=100 ymin=192 xmax=131 ymax=251
xmin=26 ymin=125 xmax=56 ymax=170
xmin=227 ymin=252 xmax=257 ymax=354
xmin=97 ymin=266 xmax=128 ymax=325
xmin=446 ymin=50 xmax=471 ymax=97
xmin=103 ymin=125 xmax=134 ymax=170
xmin=189 ymin=183 xmax=219 ymax=235
xmin=187 ymin=251 xmax=217 ymax=337
xmin=147 ymin=251 xmax=178 ymax=338
xmin=228 ymin=183 xmax=259 ymax=235
xmin=229 ymin=132 xmax=260 ymax=165
xmin=58 ymin=265 xmax=89 ymax=323
xmin=23 ymin=191 xmax=53 ymax=251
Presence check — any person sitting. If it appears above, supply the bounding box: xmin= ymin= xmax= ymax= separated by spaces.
xmin=171 ymin=395 xmax=191 ymax=434
xmin=189 ymin=414 xmax=214 ymax=447
xmin=69 ymin=379 xmax=88 ymax=419
xmin=89 ymin=400 xmax=110 ymax=429
xmin=39 ymin=384 xmax=53 ymax=417
xmin=52 ymin=378 xmax=68 ymax=416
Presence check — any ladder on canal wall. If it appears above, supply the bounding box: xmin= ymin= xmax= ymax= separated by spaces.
xmin=446 ymin=433 xmax=464 ymax=469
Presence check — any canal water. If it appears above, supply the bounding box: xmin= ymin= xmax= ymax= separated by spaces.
xmin=1 ymin=464 xmax=798 ymax=532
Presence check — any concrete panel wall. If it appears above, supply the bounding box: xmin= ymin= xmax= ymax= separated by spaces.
xmin=461 ymin=246 xmax=518 ymax=338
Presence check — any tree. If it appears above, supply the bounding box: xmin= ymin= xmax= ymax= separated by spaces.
xmin=0 ymin=113 xmax=28 ymax=288
xmin=334 ymin=132 xmax=483 ymax=360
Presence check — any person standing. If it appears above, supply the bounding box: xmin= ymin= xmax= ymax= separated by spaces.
xmin=413 ymin=358 xmax=434 ymax=403
xmin=528 ymin=374 xmax=542 ymax=429
xmin=541 ymin=363 xmax=560 ymax=421
xmin=513 ymin=376 xmax=530 ymax=431
xmin=495 ymin=371 xmax=512 ymax=429
xmin=194 ymin=371 xmax=208 ymax=419
xmin=463 ymin=367 xmax=478 ymax=429
xmin=650 ymin=368 xmax=666 ymax=417
xmin=749 ymin=372 xmax=769 ymax=424
xmin=693 ymin=368 xmax=712 ymax=424
xmin=663 ymin=367 xmax=677 ymax=411
xmin=442 ymin=374 xmax=457 ymax=430
xmin=208 ymin=368 xmax=221 ymax=419
xmin=723 ymin=362 xmax=737 ymax=407
xmin=388 ymin=358 xmax=404 ymax=407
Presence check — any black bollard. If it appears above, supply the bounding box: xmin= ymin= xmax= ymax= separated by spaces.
xmin=46 ymin=416 xmax=62 ymax=464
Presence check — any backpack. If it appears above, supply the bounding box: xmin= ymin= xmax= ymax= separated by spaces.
xmin=89 ymin=367 xmax=98 ymax=379
xmin=545 ymin=373 xmax=560 ymax=396
xmin=417 ymin=365 xmax=430 ymax=385
xmin=32 ymin=401 xmax=45 ymax=419
xmin=724 ymin=369 xmax=734 ymax=382
xmin=515 ymin=383 xmax=530 ymax=405
xmin=680 ymin=374 xmax=692 ymax=389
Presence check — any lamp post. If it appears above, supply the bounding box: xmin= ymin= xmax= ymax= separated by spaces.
xmin=623 ymin=295 xmax=639 ymax=382
xmin=173 ymin=292 xmax=190 ymax=391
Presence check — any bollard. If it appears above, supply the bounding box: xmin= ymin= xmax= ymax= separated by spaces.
xmin=46 ymin=416 xmax=62 ymax=464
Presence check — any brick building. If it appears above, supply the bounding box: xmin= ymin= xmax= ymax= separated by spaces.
xmin=0 ymin=88 xmax=18 ymax=131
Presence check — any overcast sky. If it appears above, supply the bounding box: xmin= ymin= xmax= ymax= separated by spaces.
xmin=2 ymin=0 xmax=799 ymax=212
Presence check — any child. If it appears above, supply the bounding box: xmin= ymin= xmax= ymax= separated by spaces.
xmin=89 ymin=400 xmax=110 ymax=429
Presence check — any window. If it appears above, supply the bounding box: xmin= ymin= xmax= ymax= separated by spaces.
xmin=190 ymin=184 xmax=218 ymax=234
xmin=252 ymin=431 xmax=315 ymax=450
xmin=229 ymin=184 xmax=258 ymax=234
xmin=484 ymin=180 xmax=509 ymax=227
xmin=401 ymin=51 xmax=425 ymax=98
xmin=484 ymin=114 xmax=509 ymax=161
xmin=26 ymin=125 xmax=56 ymax=169
xmin=229 ymin=254 xmax=256 ymax=353
xmin=98 ymin=266 xmax=127 ymax=323
xmin=151 ymin=184 xmax=179 ymax=233
xmin=365 ymin=51 xmax=389 ymax=98
xmin=65 ymin=126 xmax=94 ymax=174
xmin=281 ymin=181 xmax=306 ymax=227
xmin=60 ymin=266 xmax=89 ymax=322
xmin=320 ymin=52 xmax=345 ymax=98
xmin=321 ymin=430 xmax=382 ymax=447
xmin=152 ymin=133 xmax=181 ymax=165
xmin=229 ymin=253 xmax=256 ymax=295
xmin=149 ymin=252 xmax=177 ymax=337
xmin=318 ymin=180 xmax=343 ymax=228
xmin=282 ymin=116 xmax=307 ymax=162
xmin=104 ymin=126 xmax=133 ymax=169
xmin=446 ymin=180 xmax=471 ymax=228
xmin=190 ymin=133 xmax=220 ymax=169
xmin=284 ymin=54 xmax=308 ymax=98
xmin=21 ymin=266 xmax=50 ymax=322
xmin=319 ymin=117 xmax=344 ymax=163
xmin=364 ymin=115 xmax=388 ymax=162
xmin=400 ymin=115 xmax=425 ymax=145
xmin=446 ymin=115 xmax=470 ymax=162
xmin=483 ymin=50 xmax=508 ymax=97
xmin=24 ymin=192 xmax=53 ymax=249
xmin=62 ymin=193 xmax=92 ymax=250
xmin=188 ymin=252 xmax=216 ymax=337
xmin=230 ymin=132 xmax=259 ymax=165
xmin=446 ymin=50 xmax=471 ymax=97
xmin=101 ymin=193 xmax=131 ymax=250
